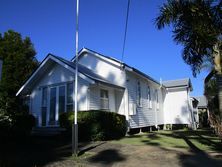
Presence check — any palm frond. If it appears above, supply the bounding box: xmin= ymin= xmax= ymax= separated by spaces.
xmin=155 ymin=0 xmax=222 ymax=77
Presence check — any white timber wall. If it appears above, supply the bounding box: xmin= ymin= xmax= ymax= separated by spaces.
xmin=79 ymin=52 xmax=127 ymax=115
xmin=88 ymin=85 xmax=117 ymax=113
xmin=126 ymin=72 xmax=164 ymax=128
xmin=78 ymin=53 xmax=125 ymax=87
xmin=163 ymin=87 xmax=191 ymax=125
xmin=30 ymin=63 xmax=89 ymax=126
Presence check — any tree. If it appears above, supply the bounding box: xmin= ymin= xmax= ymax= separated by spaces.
xmin=155 ymin=0 xmax=222 ymax=121
xmin=0 ymin=30 xmax=38 ymax=116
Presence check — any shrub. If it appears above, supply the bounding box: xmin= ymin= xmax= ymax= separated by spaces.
xmin=11 ymin=113 xmax=36 ymax=136
xmin=172 ymin=124 xmax=188 ymax=130
xmin=59 ymin=110 xmax=127 ymax=141
xmin=0 ymin=113 xmax=36 ymax=138
xmin=0 ymin=113 xmax=12 ymax=137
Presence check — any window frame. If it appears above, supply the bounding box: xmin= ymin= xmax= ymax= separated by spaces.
xmin=155 ymin=89 xmax=159 ymax=110
xmin=137 ymin=81 xmax=142 ymax=107
xmin=58 ymin=85 xmax=66 ymax=114
xmin=66 ymin=82 xmax=74 ymax=112
xmin=147 ymin=86 xmax=152 ymax=109
xmin=41 ymin=87 xmax=48 ymax=126
xmin=100 ymin=89 xmax=109 ymax=110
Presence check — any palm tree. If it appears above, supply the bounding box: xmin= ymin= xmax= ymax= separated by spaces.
xmin=155 ymin=0 xmax=222 ymax=121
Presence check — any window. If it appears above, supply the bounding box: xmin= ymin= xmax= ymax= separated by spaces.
xmin=137 ymin=81 xmax=142 ymax=106
xmin=66 ymin=82 xmax=73 ymax=112
xmin=59 ymin=85 xmax=65 ymax=114
xmin=49 ymin=87 xmax=56 ymax=124
xmin=155 ymin=89 xmax=159 ymax=110
xmin=147 ymin=86 xmax=152 ymax=108
xmin=100 ymin=89 xmax=109 ymax=110
xmin=41 ymin=87 xmax=47 ymax=126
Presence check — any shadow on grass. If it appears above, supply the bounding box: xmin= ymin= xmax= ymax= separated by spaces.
xmin=125 ymin=134 xmax=142 ymax=138
xmin=141 ymin=140 xmax=160 ymax=146
xmin=146 ymin=133 xmax=160 ymax=139
xmin=87 ymin=149 xmax=126 ymax=165
xmin=78 ymin=141 xmax=106 ymax=156
xmin=0 ymin=135 xmax=72 ymax=167
xmin=173 ymin=130 xmax=222 ymax=152
xmin=178 ymin=134 xmax=222 ymax=167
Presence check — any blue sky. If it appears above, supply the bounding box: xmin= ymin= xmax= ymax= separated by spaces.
xmin=0 ymin=0 xmax=208 ymax=96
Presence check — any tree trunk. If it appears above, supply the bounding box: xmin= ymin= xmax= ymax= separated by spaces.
xmin=214 ymin=43 xmax=222 ymax=123
xmin=216 ymin=74 xmax=222 ymax=122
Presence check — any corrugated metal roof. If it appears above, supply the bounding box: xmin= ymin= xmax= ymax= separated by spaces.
xmin=163 ymin=78 xmax=192 ymax=90
xmin=195 ymin=96 xmax=207 ymax=108
xmin=75 ymin=47 xmax=160 ymax=85
xmin=51 ymin=54 xmax=125 ymax=90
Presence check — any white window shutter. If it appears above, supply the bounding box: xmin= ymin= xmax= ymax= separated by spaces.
xmin=129 ymin=103 xmax=136 ymax=115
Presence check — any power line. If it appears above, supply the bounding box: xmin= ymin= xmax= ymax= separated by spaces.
xmin=121 ymin=0 xmax=131 ymax=63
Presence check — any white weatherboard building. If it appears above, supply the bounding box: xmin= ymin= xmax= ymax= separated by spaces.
xmin=17 ymin=48 xmax=197 ymax=129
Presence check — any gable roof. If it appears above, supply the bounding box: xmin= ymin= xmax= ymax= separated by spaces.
xmin=163 ymin=78 xmax=193 ymax=90
xmin=72 ymin=47 xmax=160 ymax=85
xmin=53 ymin=54 xmax=125 ymax=90
xmin=16 ymin=53 xmax=124 ymax=96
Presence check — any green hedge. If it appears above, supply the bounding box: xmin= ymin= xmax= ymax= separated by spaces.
xmin=59 ymin=110 xmax=127 ymax=141
xmin=11 ymin=114 xmax=36 ymax=136
xmin=0 ymin=113 xmax=36 ymax=138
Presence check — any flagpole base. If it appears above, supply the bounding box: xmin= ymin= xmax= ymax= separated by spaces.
xmin=72 ymin=123 xmax=78 ymax=156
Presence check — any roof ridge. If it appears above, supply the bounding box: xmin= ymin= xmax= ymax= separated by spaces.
xmin=79 ymin=47 xmax=160 ymax=85
xmin=163 ymin=78 xmax=189 ymax=82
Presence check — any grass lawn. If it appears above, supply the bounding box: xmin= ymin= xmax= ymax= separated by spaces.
xmin=1 ymin=129 xmax=222 ymax=166
xmin=112 ymin=129 xmax=222 ymax=152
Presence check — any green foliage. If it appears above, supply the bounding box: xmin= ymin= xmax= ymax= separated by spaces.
xmin=0 ymin=112 xmax=36 ymax=138
xmin=59 ymin=111 xmax=74 ymax=130
xmin=172 ymin=124 xmax=188 ymax=130
xmin=0 ymin=30 xmax=38 ymax=116
xmin=59 ymin=110 xmax=127 ymax=141
xmin=155 ymin=0 xmax=222 ymax=77
xmin=205 ymin=76 xmax=220 ymax=115
xmin=0 ymin=113 xmax=12 ymax=137
xmin=11 ymin=113 xmax=36 ymax=136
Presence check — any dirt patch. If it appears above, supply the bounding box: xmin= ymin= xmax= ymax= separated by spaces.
xmin=76 ymin=142 xmax=222 ymax=167
xmin=1 ymin=135 xmax=222 ymax=167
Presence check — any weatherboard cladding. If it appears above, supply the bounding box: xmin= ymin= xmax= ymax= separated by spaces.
xmin=89 ymin=87 xmax=100 ymax=110
xmin=127 ymin=72 xmax=157 ymax=128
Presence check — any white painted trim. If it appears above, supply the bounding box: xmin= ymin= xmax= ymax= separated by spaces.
xmin=55 ymin=86 xmax=59 ymax=124
xmin=49 ymin=56 xmax=94 ymax=84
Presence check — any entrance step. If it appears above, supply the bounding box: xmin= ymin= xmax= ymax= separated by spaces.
xmin=31 ymin=127 xmax=66 ymax=136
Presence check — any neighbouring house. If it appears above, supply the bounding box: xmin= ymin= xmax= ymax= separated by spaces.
xmin=191 ymin=97 xmax=199 ymax=129
xmin=16 ymin=48 xmax=197 ymax=130
xmin=0 ymin=58 xmax=2 ymax=81
xmin=195 ymin=96 xmax=209 ymax=127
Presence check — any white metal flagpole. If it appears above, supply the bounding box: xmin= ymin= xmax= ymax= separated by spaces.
xmin=73 ymin=0 xmax=79 ymax=156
